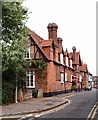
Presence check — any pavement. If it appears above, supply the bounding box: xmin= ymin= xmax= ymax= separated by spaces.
xmin=1 ymin=92 xmax=72 ymax=117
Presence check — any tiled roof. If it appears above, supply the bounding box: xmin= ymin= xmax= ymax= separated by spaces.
xmin=69 ymin=52 xmax=81 ymax=65
xmin=42 ymin=40 xmax=53 ymax=47
xmin=28 ymin=28 xmax=50 ymax=61
xmin=58 ymin=46 xmax=63 ymax=53
xmin=69 ymin=52 xmax=73 ymax=58
xmin=64 ymin=51 xmax=69 ymax=56
xmin=79 ymin=64 xmax=88 ymax=72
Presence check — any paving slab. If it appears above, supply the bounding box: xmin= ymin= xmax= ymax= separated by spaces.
xmin=1 ymin=93 xmax=72 ymax=116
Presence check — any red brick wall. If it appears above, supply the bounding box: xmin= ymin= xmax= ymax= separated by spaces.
xmin=46 ymin=62 xmax=65 ymax=93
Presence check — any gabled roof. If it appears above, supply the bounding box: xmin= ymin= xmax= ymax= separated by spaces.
xmin=69 ymin=52 xmax=81 ymax=65
xmin=79 ymin=63 xmax=88 ymax=72
xmin=58 ymin=46 xmax=64 ymax=53
xmin=28 ymin=28 xmax=44 ymax=41
xmin=42 ymin=40 xmax=53 ymax=47
xmin=27 ymin=28 xmax=50 ymax=61
xmin=64 ymin=49 xmax=69 ymax=56
xmin=69 ymin=52 xmax=72 ymax=58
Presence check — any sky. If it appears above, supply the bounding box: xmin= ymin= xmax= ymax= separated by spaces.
xmin=23 ymin=0 xmax=96 ymax=76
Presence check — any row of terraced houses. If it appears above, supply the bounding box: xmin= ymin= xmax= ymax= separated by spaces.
xmin=19 ymin=23 xmax=93 ymax=101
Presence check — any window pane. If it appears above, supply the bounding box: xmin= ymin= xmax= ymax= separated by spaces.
xmin=65 ymin=73 xmax=67 ymax=81
xmin=30 ymin=75 xmax=33 ymax=86
xmin=61 ymin=73 xmax=64 ymax=83
xmin=25 ymin=47 xmax=30 ymax=59
xmin=30 ymin=71 xmax=33 ymax=75
xmin=27 ymin=76 xmax=29 ymax=86
xmin=26 ymin=70 xmax=35 ymax=87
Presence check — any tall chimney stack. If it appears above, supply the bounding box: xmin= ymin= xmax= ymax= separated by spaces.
xmin=72 ymin=46 xmax=76 ymax=61
xmin=47 ymin=23 xmax=58 ymax=43
xmin=57 ymin=37 xmax=63 ymax=46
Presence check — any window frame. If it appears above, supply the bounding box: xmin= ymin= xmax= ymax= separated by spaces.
xmin=60 ymin=53 xmax=64 ymax=64
xmin=71 ymin=74 xmax=73 ymax=82
xmin=26 ymin=70 xmax=35 ymax=88
xmin=61 ymin=72 xmax=64 ymax=84
xmin=70 ymin=59 xmax=72 ymax=68
xmin=66 ymin=56 xmax=69 ymax=66
xmin=25 ymin=47 xmax=31 ymax=59
xmin=65 ymin=72 xmax=67 ymax=81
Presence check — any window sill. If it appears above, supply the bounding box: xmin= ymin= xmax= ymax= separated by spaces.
xmin=27 ymin=86 xmax=35 ymax=88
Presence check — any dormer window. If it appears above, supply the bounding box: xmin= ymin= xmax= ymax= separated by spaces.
xmin=25 ymin=47 xmax=31 ymax=59
xmin=66 ymin=56 xmax=69 ymax=66
xmin=60 ymin=53 xmax=64 ymax=64
xmin=70 ymin=59 xmax=72 ymax=68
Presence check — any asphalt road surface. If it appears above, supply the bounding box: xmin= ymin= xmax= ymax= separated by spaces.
xmin=2 ymin=89 xmax=98 ymax=120
xmin=35 ymin=89 xmax=98 ymax=120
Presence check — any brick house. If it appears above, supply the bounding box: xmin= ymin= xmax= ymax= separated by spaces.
xmin=92 ymin=76 xmax=98 ymax=88
xmin=22 ymin=23 xmax=92 ymax=100
xmin=79 ymin=62 xmax=89 ymax=89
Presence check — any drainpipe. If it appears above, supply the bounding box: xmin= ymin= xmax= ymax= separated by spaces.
xmin=64 ymin=66 xmax=66 ymax=93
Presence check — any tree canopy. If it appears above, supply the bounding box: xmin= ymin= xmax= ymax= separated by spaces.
xmin=1 ymin=1 xmax=29 ymax=104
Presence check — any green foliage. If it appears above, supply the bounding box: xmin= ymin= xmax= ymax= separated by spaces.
xmin=32 ymin=89 xmax=38 ymax=98
xmin=2 ymin=2 xmax=28 ymax=44
xmin=2 ymin=82 xmax=15 ymax=105
xmin=27 ymin=59 xmax=47 ymax=70
xmin=1 ymin=1 xmax=29 ymax=104
xmin=71 ymin=86 xmax=76 ymax=91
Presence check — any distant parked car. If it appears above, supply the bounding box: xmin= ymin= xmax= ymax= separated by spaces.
xmin=87 ymin=86 xmax=92 ymax=91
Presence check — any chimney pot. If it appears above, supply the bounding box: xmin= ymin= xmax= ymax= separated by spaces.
xmin=47 ymin=23 xmax=52 ymax=29
xmin=58 ymin=37 xmax=63 ymax=44
xmin=47 ymin=23 xmax=58 ymax=43
xmin=72 ymin=46 xmax=76 ymax=52
xmin=51 ymin=23 xmax=58 ymax=28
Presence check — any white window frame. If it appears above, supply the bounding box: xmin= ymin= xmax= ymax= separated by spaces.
xmin=26 ymin=70 xmax=35 ymax=88
xmin=70 ymin=59 xmax=72 ymax=68
xmin=60 ymin=53 xmax=64 ymax=64
xmin=25 ymin=47 xmax=31 ymax=59
xmin=61 ymin=73 xmax=64 ymax=84
xmin=65 ymin=72 xmax=67 ymax=81
xmin=71 ymin=74 xmax=73 ymax=82
xmin=66 ymin=56 xmax=69 ymax=66
xmin=79 ymin=75 xmax=82 ymax=82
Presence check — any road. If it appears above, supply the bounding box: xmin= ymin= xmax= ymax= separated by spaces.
xmin=2 ymin=89 xmax=98 ymax=120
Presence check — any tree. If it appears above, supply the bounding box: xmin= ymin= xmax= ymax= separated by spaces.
xmin=1 ymin=1 xmax=29 ymax=104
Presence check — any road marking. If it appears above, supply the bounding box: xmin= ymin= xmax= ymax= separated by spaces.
xmin=26 ymin=114 xmax=33 ymax=117
xmin=35 ymin=114 xmax=43 ymax=117
xmin=86 ymin=102 xmax=98 ymax=120
xmin=17 ymin=114 xmax=33 ymax=120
